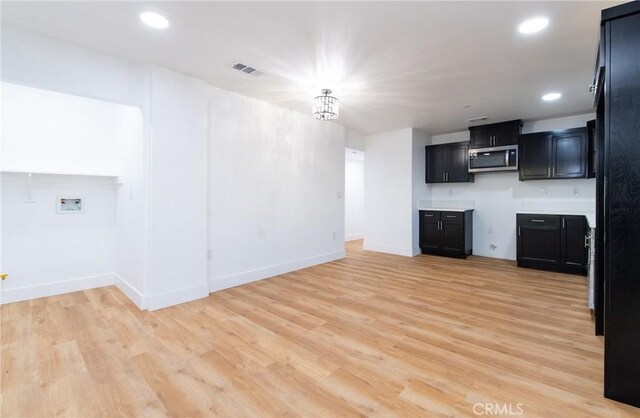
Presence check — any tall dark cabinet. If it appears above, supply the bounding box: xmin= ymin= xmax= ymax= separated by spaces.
xmin=596 ymin=1 xmax=640 ymax=408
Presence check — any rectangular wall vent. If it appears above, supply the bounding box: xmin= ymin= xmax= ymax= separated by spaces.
xmin=232 ymin=62 xmax=264 ymax=78
xmin=467 ymin=116 xmax=488 ymax=123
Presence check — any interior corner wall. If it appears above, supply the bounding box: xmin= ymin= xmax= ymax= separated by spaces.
xmin=411 ymin=129 xmax=430 ymax=255
xmin=146 ymin=66 xmax=209 ymax=310
xmin=363 ymin=128 xmax=414 ymax=256
xmin=346 ymin=128 xmax=366 ymax=151
xmin=207 ymin=86 xmax=346 ymax=292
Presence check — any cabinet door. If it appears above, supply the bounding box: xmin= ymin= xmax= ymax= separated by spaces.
xmin=587 ymin=120 xmax=597 ymax=178
xmin=519 ymin=133 xmax=552 ymax=180
xmin=562 ymin=216 xmax=588 ymax=272
xmin=469 ymin=128 xmax=492 ymax=149
xmin=493 ymin=124 xmax=520 ymax=147
xmin=517 ymin=216 xmax=561 ymax=266
xmin=445 ymin=144 xmax=470 ymax=183
xmin=553 ymin=130 xmax=587 ymax=179
xmin=419 ymin=211 xmax=441 ymax=252
xmin=440 ymin=212 xmax=464 ymax=253
xmin=425 ymin=146 xmax=446 ymax=183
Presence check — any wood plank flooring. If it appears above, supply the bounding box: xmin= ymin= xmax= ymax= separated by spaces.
xmin=2 ymin=241 xmax=638 ymax=417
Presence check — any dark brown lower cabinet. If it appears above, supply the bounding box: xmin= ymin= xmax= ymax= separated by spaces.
xmin=516 ymin=214 xmax=588 ymax=275
xmin=419 ymin=210 xmax=473 ymax=258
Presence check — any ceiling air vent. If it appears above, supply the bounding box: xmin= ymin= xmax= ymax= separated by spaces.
xmin=467 ymin=116 xmax=488 ymax=123
xmin=232 ymin=62 xmax=264 ymax=78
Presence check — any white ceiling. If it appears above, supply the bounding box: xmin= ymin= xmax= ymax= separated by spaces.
xmin=1 ymin=1 xmax=619 ymax=135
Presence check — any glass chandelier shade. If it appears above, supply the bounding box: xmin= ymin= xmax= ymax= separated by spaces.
xmin=312 ymin=89 xmax=339 ymax=121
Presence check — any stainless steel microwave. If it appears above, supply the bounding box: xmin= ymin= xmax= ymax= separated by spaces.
xmin=469 ymin=145 xmax=518 ymax=173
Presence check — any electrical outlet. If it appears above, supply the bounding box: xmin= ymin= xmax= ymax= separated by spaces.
xmin=574 ymin=187 xmax=580 ymax=196
xmin=332 ymin=231 xmax=336 ymax=240
xmin=540 ymin=186 xmax=549 ymax=195
xmin=207 ymin=249 xmax=213 ymax=260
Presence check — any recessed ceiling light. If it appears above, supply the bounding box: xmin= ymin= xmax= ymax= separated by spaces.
xmin=542 ymin=92 xmax=562 ymax=101
xmin=140 ymin=11 xmax=169 ymax=29
xmin=518 ymin=17 xmax=549 ymax=34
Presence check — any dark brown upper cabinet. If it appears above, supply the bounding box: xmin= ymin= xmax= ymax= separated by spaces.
xmin=425 ymin=142 xmax=474 ymax=184
xmin=518 ymin=127 xmax=588 ymax=181
xmin=469 ymin=120 xmax=523 ymax=149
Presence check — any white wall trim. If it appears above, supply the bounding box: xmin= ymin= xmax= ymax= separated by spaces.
xmin=145 ymin=283 xmax=209 ymax=311
xmin=114 ymin=274 xmax=146 ymax=310
xmin=0 ymin=273 xmax=114 ymax=305
xmin=345 ymin=233 xmax=364 ymax=242
xmin=208 ymin=250 xmax=345 ymax=293
xmin=363 ymin=241 xmax=415 ymax=257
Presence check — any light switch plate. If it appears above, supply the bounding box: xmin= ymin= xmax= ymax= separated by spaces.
xmin=57 ymin=196 xmax=84 ymax=214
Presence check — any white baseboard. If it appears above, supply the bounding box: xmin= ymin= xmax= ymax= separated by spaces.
xmin=208 ymin=250 xmax=345 ymax=293
xmin=345 ymin=233 xmax=364 ymax=242
xmin=0 ymin=273 xmax=114 ymax=305
xmin=145 ymin=283 xmax=209 ymax=311
xmin=114 ymin=274 xmax=146 ymax=310
xmin=362 ymin=241 xmax=415 ymax=257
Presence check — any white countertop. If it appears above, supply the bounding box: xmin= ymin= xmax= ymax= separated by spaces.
xmin=516 ymin=209 xmax=596 ymax=228
xmin=419 ymin=207 xmax=474 ymax=212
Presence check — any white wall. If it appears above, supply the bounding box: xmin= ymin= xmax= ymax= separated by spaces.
xmin=146 ymin=66 xmax=209 ymax=310
xmin=1 ymin=26 xmax=149 ymax=109
xmin=346 ymin=128 xmax=366 ymax=151
xmin=1 ymin=82 xmax=121 ymax=175
xmin=0 ymin=81 xmax=146 ymax=305
xmin=1 ymin=173 xmax=116 ymax=304
xmin=1 ymin=26 xmax=350 ymax=309
xmin=207 ymin=86 xmax=346 ymax=291
xmin=114 ymin=106 xmax=147 ymax=307
xmin=363 ymin=128 xmax=415 ymax=256
xmin=411 ymin=130 xmax=430 ymax=253
xmin=426 ymin=113 xmax=596 ymax=260
xmin=345 ymin=151 xmax=364 ymax=241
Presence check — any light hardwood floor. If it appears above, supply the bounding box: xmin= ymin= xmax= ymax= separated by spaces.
xmin=2 ymin=241 xmax=638 ymax=417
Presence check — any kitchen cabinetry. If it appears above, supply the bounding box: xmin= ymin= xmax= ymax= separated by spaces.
xmin=587 ymin=119 xmax=596 ymax=178
xmin=425 ymin=142 xmax=474 ymax=184
xmin=516 ymin=214 xmax=587 ymax=275
xmin=597 ymin=2 xmax=640 ymax=408
xmin=518 ymin=127 xmax=588 ymax=181
xmin=469 ymin=119 xmax=522 ymax=149
xmin=419 ymin=210 xmax=473 ymax=258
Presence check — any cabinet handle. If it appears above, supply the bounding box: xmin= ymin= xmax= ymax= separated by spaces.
xmin=439 ymin=221 xmax=443 ymax=230
xmin=531 ymin=219 xmax=545 ymax=223
xmin=518 ymin=226 xmax=521 ymax=236
xmin=446 ymin=215 xmax=457 ymax=218
xmin=562 ymin=218 xmax=565 ymax=228
xmin=585 ymin=235 xmax=591 ymax=248
xmin=446 ymin=172 xmax=449 ymax=182
xmin=442 ymin=172 xmax=445 ymax=182
xmin=548 ymin=167 xmax=551 ymax=177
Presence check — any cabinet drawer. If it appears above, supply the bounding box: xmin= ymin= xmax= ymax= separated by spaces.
xmin=517 ymin=214 xmax=560 ymax=227
xmin=421 ymin=211 xmax=440 ymax=220
xmin=441 ymin=212 xmax=463 ymax=223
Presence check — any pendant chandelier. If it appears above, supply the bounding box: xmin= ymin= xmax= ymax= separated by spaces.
xmin=312 ymin=88 xmax=339 ymax=121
